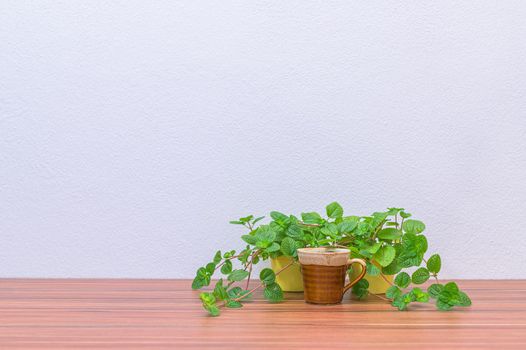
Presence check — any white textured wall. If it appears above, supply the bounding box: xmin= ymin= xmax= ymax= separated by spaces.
xmin=1 ymin=1 xmax=525 ymax=278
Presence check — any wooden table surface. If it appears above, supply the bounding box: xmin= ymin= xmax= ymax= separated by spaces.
xmin=0 ymin=279 xmax=525 ymax=349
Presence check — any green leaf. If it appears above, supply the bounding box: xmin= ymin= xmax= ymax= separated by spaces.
xmin=434 ymin=282 xmax=468 ymax=310
xmin=326 ymin=202 xmax=344 ymax=219
xmin=392 ymin=296 xmax=408 ymax=311
xmin=301 ymin=212 xmax=324 ymax=224
xmin=457 ymin=291 xmax=472 ymax=307
xmin=427 ymin=254 xmax=441 ymax=274
xmin=354 ymin=222 xmax=370 ymax=237
xmin=239 ymin=215 xmax=254 ymax=223
xmin=358 ymin=249 xmax=373 ymax=259
xmin=193 ymin=267 xmax=211 ymax=288
xmin=394 ymin=272 xmax=411 ymax=288
xmin=228 ymin=269 xmax=249 ymax=282
xmin=436 ymin=299 xmax=453 ymax=311
xmin=351 ymin=279 xmax=369 ymax=300
xmin=225 ymin=300 xmax=243 ymax=308
xmin=398 ymin=233 xmax=425 ymax=267
xmin=374 ymin=245 xmax=396 ymax=267
xmin=205 ymin=262 xmax=216 ymax=274
xmin=403 ymin=292 xmax=416 ymax=303
xmin=444 ymin=282 xmax=459 ymax=293
xmin=252 ymin=216 xmax=265 ymax=225
xmin=377 ymin=228 xmax=402 ymax=240
xmin=412 ymin=267 xmax=430 ymax=284
xmin=400 ymin=211 xmax=411 ymax=219
xmin=223 ymin=250 xmax=235 ymax=259
xmin=338 ymin=220 xmax=357 ymax=233
xmin=265 ymin=242 xmax=280 ymax=253
xmin=366 ymin=261 xmax=380 ymax=276
xmin=259 ymin=268 xmax=276 ymax=284
xmin=371 ymin=211 xmax=388 ymax=226
xmin=403 ymin=219 xmax=426 ymax=234
xmin=410 ymin=287 xmax=429 ymax=302
xmin=213 ymin=280 xmax=228 ymax=300
xmin=227 ymin=286 xmax=248 ymax=299
xmin=382 ymin=260 xmax=401 ymax=275
xmin=199 ymin=292 xmax=215 ymax=304
xmin=280 ymin=237 xmax=298 ymax=257
xmin=256 ymin=240 xmax=270 ymax=249
xmin=263 ymin=283 xmax=283 ymax=302
xmin=270 ymin=211 xmax=288 ymax=223
xmin=229 ymin=220 xmax=244 ymax=225
xmin=255 ymin=227 xmax=277 ymax=248
xmin=238 ymin=248 xmax=251 ymax=264
xmin=213 ymin=251 xmax=222 ymax=264
xmin=320 ymin=223 xmax=339 ymax=238
xmin=241 ymin=234 xmax=257 ymax=245
xmin=386 ymin=286 xmax=402 ymax=299
xmin=427 ymin=283 xmax=444 ymax=299
xmin=200 ymin=292 xmax=220 ymax=316
xmin=366 ymin=242 xmax=382 ymax=254
xmin=286 ymin=224 xmax=304 ymax=240
xmin=204 ymin=303 xmax=220 ymax=316
xmin=220 ymin=260 xmax=233 ymax=274
xmin=397 ymin=252 xmax=421 ymax=268
xmin=387 ymin=207 xmax=404 ymax=215
xmin=415 ymin=235 xmax=428 ymax=255
xmin=191 ymin=276 xmax=205 ymax=290
xmin=256 ymin=226 xmax=277 ymax=242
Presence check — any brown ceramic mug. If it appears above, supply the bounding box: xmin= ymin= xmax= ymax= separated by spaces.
xmin=297 ymin=247 xmax=367 ymax=304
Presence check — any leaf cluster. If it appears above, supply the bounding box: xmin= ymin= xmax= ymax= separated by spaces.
xmin=347 ymin=207 xmax=470 ymax=311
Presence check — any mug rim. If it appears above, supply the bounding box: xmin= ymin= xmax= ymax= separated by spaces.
xmin=297 ymin=247 xmax=350 ymax=254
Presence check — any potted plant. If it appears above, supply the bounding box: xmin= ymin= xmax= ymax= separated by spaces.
xmin=352 ymin=208 xmax=472 ymax=310
xmin=191 ymin=214 xmax=306 ymax=316
xmin=192 ymin=202 xmax=472 ymax=316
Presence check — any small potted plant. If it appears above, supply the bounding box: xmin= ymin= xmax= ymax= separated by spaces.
xmin=345 ymin=207 xmax=472 ymax=310
xmin=191 ymin=202 xmax=472 ymax=316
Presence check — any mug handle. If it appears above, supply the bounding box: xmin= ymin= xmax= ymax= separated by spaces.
xmin=343 ymin=258 xmax=367 ymax=294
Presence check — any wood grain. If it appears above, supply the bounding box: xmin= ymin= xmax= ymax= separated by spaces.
xmin=1 ymin=279 xmax=525 ymax=349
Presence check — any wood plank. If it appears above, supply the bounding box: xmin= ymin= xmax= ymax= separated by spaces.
xmin=0 ymin=279 xmax=525 ymax=349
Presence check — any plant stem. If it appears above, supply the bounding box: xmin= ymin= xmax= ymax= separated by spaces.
xmin=370 ymin=293 xmax=389 ymax=301
xmin=422 ymin=257 xmax=440 ymax=284
xmin=245 ymin=250 xmax=260 ymax=289
xmin=214 ymin=254 xmax=242 ymax=272
xmin=298 ymin=222 xmax=321 ymax=227
xmin=338 ymin=237 xmax=354 ymax=245
xmin=330 ymin=244 xmax=350 ymax=249
xmin=371 ymin=219 xmax=386 ymax=240
xmin=231 ymin=260 xmax=295 ymax=303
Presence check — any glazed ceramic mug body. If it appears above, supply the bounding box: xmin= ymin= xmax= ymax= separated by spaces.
xmin=297 ymin=248 xmax=367 ymax=304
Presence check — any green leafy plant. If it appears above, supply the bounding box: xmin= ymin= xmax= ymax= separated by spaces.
xmin=193 ymin=213 xmax=307 ymax=316
xmin=192 ymin=203 xmax=355 ymax=316
xmin=347 ymin=207 xmax=472 ymax=311
xmin=192 ymin=203 xmax=472 ymax=316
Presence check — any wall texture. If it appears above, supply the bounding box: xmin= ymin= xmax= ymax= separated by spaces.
xmin=1 ymin=1 xmax=525 ymax=278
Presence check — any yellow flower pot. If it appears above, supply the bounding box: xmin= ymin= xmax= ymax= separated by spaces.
xmin=271 ymin=256 xmax=393 ymax=294
xmin=270 ymin=256 xmax=303 ymax=292
xmin=349 ymin=261 xmax=393 ymax=294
